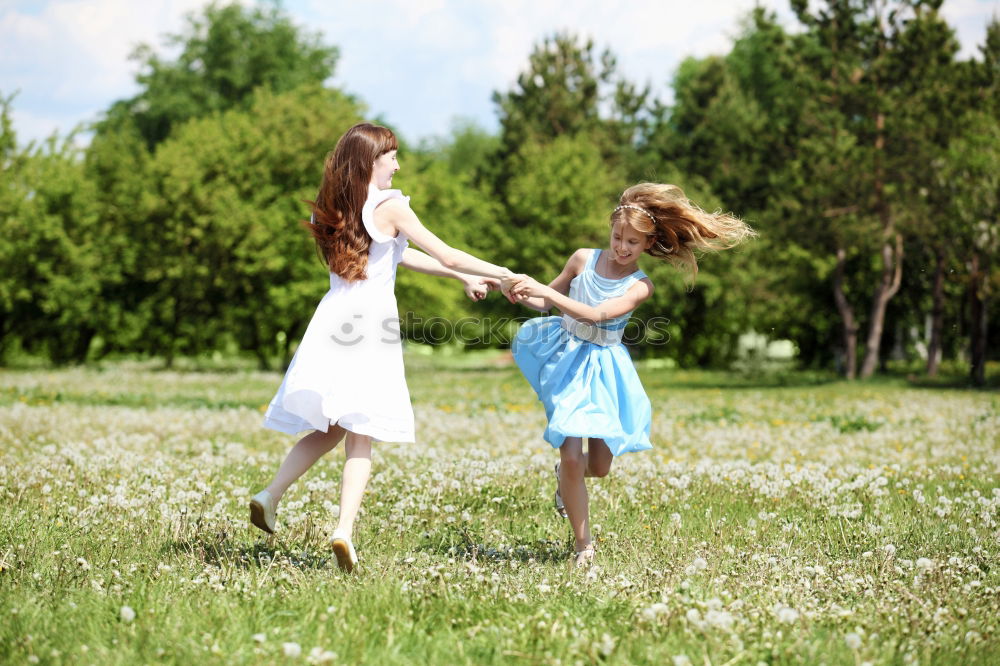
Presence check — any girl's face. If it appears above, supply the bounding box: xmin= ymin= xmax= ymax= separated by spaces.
xmin=609 ymin=218 xmax=653 ymax=266
xmin=371 ymin=150 xmax=399 ymax=189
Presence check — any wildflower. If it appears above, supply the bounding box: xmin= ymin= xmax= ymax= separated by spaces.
xmin=673 ymin=656 xmax=692 ymax=666
xmin=692 ymin=556 xmax=708 ymax=571
xmin=252 ymin=633 xmax=266 ymax=643
xmin=705 ymin=609 xmax=734 ymax=631
xmin=845 ymin=632 xmax=863 ymax=649
xmin=119 ymin=606 xmax=136 ymax=623
xmin=595 ymin=633 xmax=615 ymax=658
xmin=775 ymin=605 xmax=799 ymax=623
xmin=282 ymin=642 xmax=302 ymax=658
xmin=307 ymin=646 xmax=337 ymax=664
xmin=640 ymin=603 xmax=669 ymax=622
xmin=916 ymin=557 xmax=934 ymax=571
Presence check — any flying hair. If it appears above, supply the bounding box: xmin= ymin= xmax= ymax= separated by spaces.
xmin=611 ymin=183 xmax=755 ymax=281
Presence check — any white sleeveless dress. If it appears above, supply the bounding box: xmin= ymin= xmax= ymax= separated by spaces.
xmin=262 ymin=188 xmax=415 ymax=442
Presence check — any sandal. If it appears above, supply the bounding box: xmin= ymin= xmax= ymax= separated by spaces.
xmin=573 ymin=543 xmax=596 ymax=568
xmin=553 ymin=462 xmax=567 ymax=519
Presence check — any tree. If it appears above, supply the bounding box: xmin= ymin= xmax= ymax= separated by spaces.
xmin=492 ymin=33 xmax=649 ymax=181
xmin=774 ymin=0 xmax=972 ymax=378
xmin=887 ymin=5 xmax=965 ymax=376
xmin=943 ymin=18 xmax=1000 ymax=385
xmin=392 ymin=124 xmax=504 ymax=346
xmin=139 ymin=84 xmax=365 ymax=368
xmin=0 ymin=94 xmax=105 ymax=363
xmin=98 ymin=1 xmax=338 ymax=149
xmin=82 ymin=116 xmax=152 ymax=358
xmin=645 ymin=11 xmax=838 ymax=369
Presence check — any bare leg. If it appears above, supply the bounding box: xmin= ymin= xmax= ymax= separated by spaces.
xmin=265 ymin=425 xmax=346 ymax=503
xmin=584 ymin=438 xmax=614 ymax=478
xmin=334 ymin=432 xmax=372 ymax=537
xmin=559 ymin=437 xmax=591 ymax=552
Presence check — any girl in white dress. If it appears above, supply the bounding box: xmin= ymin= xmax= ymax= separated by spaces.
xmin=250 ymin=123 xmax=519 ymax=572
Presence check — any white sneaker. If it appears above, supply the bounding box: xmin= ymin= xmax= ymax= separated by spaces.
xmin=331 ymin=529 xmax=358 ymax=573
xmin=249 ymin=489 xmax=276 ymax=534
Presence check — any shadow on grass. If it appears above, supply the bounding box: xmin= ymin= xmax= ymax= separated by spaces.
xmin=162 ymin=535 xmax=333 ymax=570
xmin=902 ymin=375 xmax=1000 ymax=392
xmin=638 ymin=370 xmax=841 ymax=391
xmin=418 ymin=528 xmax=570 ymax=564
xmin=0 ymin=386 xmax=262 ymax=410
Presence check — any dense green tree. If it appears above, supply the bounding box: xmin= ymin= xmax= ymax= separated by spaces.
xmin=99 ymin=1 xmax=338 ymax=149
xmin=0 ymin=95 xmax=104 ymax=363
xmin=82 ymin=117 xmax=152 ymax=358
xmin=392 ymin=126 xmax=505 ymax=346
xmin=887 ymin=5 xmax=967 ymax=376
xmin=944 ymin=113 xmax=1000 ymax=385
xmin=141 ymin=84 xmax=364 ymax=368
xmin=492 ymin=33 xmax=649 ymax=182
xmin=643 ymin=12 xmax=827 ymax=368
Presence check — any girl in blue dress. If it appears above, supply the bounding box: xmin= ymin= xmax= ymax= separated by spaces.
xmin=509 ymin=182 xmax=752 ymax=566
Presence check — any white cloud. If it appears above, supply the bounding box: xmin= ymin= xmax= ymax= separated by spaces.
xmin=940 ymin=0 xmax=999 ymax=58
xmin=302 ymin=0 xmax=790 ymax=141
xmin=2 ymin=0 xmax=997 ymax=146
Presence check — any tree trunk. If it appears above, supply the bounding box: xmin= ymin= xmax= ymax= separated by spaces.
xmin=71 ymin=328 xmax=95 ymax=365
xmin=860 ymin=231 xmax=904 ymax=378
xmin=970 ymin=252 xmax=987 ymax=387
xmin=249 ymin=318 xmax=271 ymax=372
xmin=859 ymin=103 xmax=903 ymax=379
xmin=833 ymin=246 xmax=859 ymax=379
xmin=926 ymin=247 xmax=945 ymax=377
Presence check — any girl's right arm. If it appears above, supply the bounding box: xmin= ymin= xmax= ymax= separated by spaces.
xmin=377 ymin=199 xmax=516 ymax=283
xmin=514 ymin=249 xmax=588 ymax=312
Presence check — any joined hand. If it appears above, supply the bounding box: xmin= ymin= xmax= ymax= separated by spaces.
xmin=464 ymin=277 xmax=500 ymax=302
xmin=500 ymin=274 xmax=530 ymax=303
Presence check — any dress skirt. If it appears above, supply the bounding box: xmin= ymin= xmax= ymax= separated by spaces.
xmin=263 ymin=282 xmax=415 ymax=443
xmin=512 ymin=316 xmax=652 ymax=456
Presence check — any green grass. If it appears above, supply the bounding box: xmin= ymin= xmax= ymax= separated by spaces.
xmin=1 ymin=357 xmax=998 ymax=664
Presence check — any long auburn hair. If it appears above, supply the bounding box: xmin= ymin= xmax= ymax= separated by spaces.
xmin=612 ymin=183 xmax=754 ymax=281
xmin=305 ymin=123 xmax=398 ymax=281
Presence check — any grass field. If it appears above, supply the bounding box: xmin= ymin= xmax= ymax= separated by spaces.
xmin=1 ymin=354 xmax=998 ymax=664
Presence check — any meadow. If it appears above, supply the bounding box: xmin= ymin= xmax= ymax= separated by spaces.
xmin=1 ymin=354 xmax=998 ymax=665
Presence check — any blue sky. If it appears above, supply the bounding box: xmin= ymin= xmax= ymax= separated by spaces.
xmin=2 ymin=0 xmax=997 ymax=148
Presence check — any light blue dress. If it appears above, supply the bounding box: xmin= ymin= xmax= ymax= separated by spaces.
xmin=511 ymin=249 xmax=653 ymax=456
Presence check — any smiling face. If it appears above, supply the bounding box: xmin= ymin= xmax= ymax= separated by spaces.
xmin=371 ymin=149 xmax=399 ymax=189
xmin=609 ymin=218 xmax=654 ymax=266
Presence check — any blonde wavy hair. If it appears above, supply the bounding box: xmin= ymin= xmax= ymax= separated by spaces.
xmin=611 ymin=183 xmax=754 ymax=280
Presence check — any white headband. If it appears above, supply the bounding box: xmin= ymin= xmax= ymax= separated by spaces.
xmin=615 ymin=204 xmax=672 ymax=253
xmin=614 ymin=204 xmax=657 ymax=225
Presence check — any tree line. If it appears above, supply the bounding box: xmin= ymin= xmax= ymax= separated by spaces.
xmin=1 ymin=0 xmax=997 ymax=383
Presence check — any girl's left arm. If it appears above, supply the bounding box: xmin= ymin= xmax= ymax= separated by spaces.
xmin=513 ymin=249 xmax=589 ymax=312
xmin=513 ymin=277 xmax=654 ymax=324
xmin=400 ymin=248 xmax=498 ymax=301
